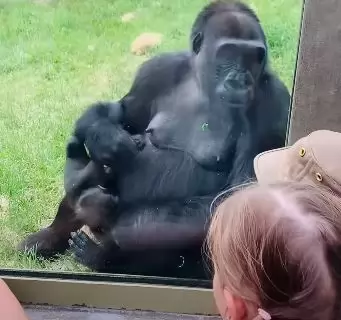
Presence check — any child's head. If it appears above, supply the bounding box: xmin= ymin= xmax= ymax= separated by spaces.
xmin=207 ymin=182 xmax=341 ymax=320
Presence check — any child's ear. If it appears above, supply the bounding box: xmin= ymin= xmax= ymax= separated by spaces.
xmin=223 ymin=288 xmax=247 ymax=320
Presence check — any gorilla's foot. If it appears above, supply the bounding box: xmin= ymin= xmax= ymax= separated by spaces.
xmin=17 ymin=227 xmax=70 ymax=259
xmin=69 ymin=230 xmax=107 ymax=271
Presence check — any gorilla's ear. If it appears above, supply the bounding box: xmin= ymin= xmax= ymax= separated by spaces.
xmin=192 ymin=32 xmax=203 ymax=54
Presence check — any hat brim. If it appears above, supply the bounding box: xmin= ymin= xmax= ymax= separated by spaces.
xmin=253 ymin=146 xmax=290 ymax=184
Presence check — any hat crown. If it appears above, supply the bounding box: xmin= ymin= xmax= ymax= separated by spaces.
xmin=292 ymin=130 xmax=341 ymax=186
xmin=254 ymin=130 xmax=341 ymax=196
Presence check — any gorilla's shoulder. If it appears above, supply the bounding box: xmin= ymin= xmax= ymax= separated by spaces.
xmin=135 ymin=51 xmax=192 ymax=86
xmin=139 ymin=51 xmax=190 ymax=70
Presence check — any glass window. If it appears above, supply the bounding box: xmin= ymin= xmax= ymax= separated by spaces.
xmin=0 ymin=0 xmax=304 ymax=288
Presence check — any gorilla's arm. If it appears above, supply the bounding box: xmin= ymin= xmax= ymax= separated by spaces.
xmin=225 ymin=70 xmax=290 ymax=187
xmin=114 ymin=196 xmax=211 ymax=250
xmin=120 ymin=51 xmax=191 ymax=134
xmin=256 ymin=69 xmax=291 ymax=150
xmin=70 ymin=195 xmax=213 ymax=274
xmin=64 ymin=136 xmax=90 ymax=194
xmin=63 ymin=136 xmax=103 ymax=204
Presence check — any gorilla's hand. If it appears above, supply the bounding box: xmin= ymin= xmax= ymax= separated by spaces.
xmin=69 ymin=230 xmax=119 ymax=271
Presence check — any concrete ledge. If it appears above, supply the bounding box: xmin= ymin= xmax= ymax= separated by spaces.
xmin=4 ymin=276 xmax=217 ymax=315
xmin=24 ymin=305 xmax=220 ymax=320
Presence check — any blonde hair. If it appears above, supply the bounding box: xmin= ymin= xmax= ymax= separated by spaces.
xmin=207 ymin=182 xmax=341 ymax=320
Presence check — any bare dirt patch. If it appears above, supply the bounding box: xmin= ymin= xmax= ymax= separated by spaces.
xmin=131 ymin=32 xmax=163 ymax=56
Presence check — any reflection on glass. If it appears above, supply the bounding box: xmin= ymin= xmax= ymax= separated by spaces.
xmin=0 ymin=0 xmax=303 ymax=282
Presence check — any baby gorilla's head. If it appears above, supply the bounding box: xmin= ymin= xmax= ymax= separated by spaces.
xmin=85 ymin=118 xmax=146 ymax=170
xmin=75 ymin=186 xmax=119 ymax=233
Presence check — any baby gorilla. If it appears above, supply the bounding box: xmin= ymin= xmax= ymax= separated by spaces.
xmin=65 ymin=101 xmax=145 ymax=235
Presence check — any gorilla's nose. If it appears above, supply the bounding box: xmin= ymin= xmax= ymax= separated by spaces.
xmin=224 ymin=72 xmax=253 ymax=90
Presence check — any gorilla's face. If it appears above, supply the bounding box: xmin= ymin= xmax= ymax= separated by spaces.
xmin=85 ymin=120 xmax=145 ymax=169
xmin=213 ymin=38 xmax=266 ymax=106
xmin=192 ymin=11 xmax=267 ymax=108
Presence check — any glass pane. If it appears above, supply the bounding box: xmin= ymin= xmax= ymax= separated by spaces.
xmin=0 ymin=0 xmax=303 ymax=286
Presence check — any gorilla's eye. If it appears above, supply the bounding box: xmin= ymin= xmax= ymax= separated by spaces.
xmin=256 ymin=46 xmax=266 ymax=64
xmin=192 ymin=32 xmax=203 ymax=54
xmin=103 ymin=165 xmax=112 ymax=174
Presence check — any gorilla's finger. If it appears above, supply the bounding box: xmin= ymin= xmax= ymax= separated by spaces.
xmin=68 ymin=237 xmax=83 ymax=254
xmin=76 ymin=230 xmax=93 ymax=245
xmin=70 ymin=232 xmax=87 ymax=249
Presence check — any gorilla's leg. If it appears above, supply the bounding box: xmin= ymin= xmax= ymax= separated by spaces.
xmin=18 ymin=196 xmax=82 ymax=258
xmin=69 ymin=195 xmax=213 ymax=278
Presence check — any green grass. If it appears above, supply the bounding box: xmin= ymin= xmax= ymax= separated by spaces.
xmin=0 ymin=0 xmax=303 ymax=272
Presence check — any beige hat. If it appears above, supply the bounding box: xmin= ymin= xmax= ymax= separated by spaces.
xmin=254 ymin=130 xmax=341 ymax=196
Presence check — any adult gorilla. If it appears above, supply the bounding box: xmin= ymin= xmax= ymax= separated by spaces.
xmin=19 ymin=1 xmax=290 ymax=279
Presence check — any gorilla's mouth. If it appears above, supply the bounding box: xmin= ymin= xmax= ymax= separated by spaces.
xmin=219 ymin=93 xmax=251 ymax=108
xmin=224 ymin=98 xmax=248 ymax=107
xmin=216 ymin=82 xmax=252 ymax=107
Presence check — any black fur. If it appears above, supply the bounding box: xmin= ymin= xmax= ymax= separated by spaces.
xmin=19 ymin=1 xmax=290 ymax=279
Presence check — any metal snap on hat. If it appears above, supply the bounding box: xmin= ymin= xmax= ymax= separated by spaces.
xmin=253 ymin=130 xmax=341 ymax=196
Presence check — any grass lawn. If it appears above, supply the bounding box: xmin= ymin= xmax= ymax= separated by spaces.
xmin=0 ymin=0 xmax=303 ymax=273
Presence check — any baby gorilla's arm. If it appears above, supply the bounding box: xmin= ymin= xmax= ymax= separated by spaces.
xmin=65 ymin=137 xmax=119 ymax=236
xmin=64 ymin=136 xmax=106 ymax=205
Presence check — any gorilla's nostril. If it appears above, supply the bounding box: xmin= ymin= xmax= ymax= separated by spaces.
xmin=224 ymin=78 xmax=244 ymax=90
xmin=224 ymin=72 xmax=253 ymax=90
